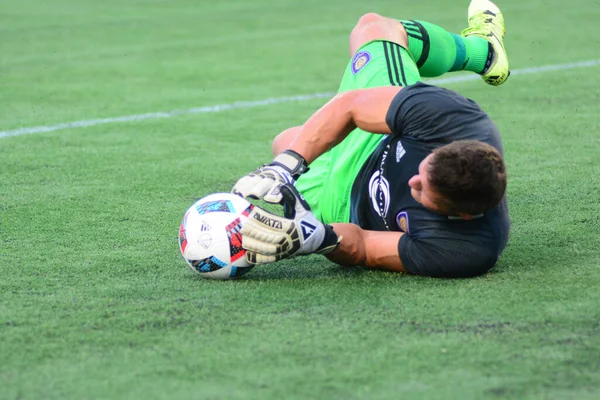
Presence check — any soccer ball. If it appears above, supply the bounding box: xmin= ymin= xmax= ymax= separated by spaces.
xmin=179 ymin=193 xmax=254 ymax=280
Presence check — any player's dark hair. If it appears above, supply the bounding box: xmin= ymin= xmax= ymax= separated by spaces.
xmin=428 ymin=140 xmax=507 ymax=215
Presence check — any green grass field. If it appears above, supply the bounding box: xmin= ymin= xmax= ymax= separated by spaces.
xmin=1 ymin=0 xmax=600 ymax=399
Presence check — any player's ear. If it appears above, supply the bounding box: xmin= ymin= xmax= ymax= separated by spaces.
xmin=408 ymin=174 xmax=421 ymax=190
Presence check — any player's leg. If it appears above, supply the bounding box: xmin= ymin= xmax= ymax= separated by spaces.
xmin=351 ymin=0 xmax=509 ymax=85
xmin=404 ymin=0 xmax=508 ymax=84
xmin=349 ymin=12 xmax=409 ymax=53
xmin=345 ymin=15 xmax=421 ymax=88
xmin=400 ymin=19 xmax=491 ymax=78
xmin=272 ymin=126 xmax=301 ymax=156
xmin=460 ymin=0 xmax=509 ymax=86
xmin=350 ymin=13 xmax=489 ymax=78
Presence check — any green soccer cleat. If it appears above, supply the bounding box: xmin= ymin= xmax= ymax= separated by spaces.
xmin=462 ymin=0 xmax=510 ymax=86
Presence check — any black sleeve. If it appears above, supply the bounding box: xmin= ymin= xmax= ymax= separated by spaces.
xmin=398 ymin=234 xmax=498 ymax=278
xmin=385 ymin=82 xmax=494 ymax=144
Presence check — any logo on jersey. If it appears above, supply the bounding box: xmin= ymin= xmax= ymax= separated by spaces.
xmin=351 ymin=51 xmax=371 ymax=74
xmin=396 ymin=211 xmax=409 ymax=233
xmin=369 ymin=171 xmax=390 ymax=218
xmin=396 ymin=142 xmax=406 ymax=162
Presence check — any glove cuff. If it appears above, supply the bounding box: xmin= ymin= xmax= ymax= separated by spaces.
xmin=271 ymin=150 xmax=309 ymax=179
xmin=315 ymin=225 xmax=341 ymax=255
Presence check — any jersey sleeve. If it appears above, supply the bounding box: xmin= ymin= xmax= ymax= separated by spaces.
xmin=398 ymin=234 xmax=498 ymax=278
xmin=385 ymin=82 xmax=494 ymax=144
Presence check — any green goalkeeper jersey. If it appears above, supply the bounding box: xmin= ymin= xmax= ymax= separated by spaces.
xmin=296 ymin=40 xmax=422 ymax=224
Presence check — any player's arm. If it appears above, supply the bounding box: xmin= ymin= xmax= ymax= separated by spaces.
xmin=289 ymin=86 xmax=400 ymax=164
xmin=326 ymin=223 xmax=407 ymax=272
xmin=241 ymin=184 xmax=408 ymax=273
xmin=233 ymin=86 xmax=401 ymax=202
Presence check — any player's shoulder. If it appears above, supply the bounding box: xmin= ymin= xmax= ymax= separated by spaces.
xmin=405 ymin=204 xmax=508 ymax=243
xmin=386 ymin=81 xmax=498 ymax=145
xmin=393 ymin=82 xmax=483 ymax=113
xmin=398 ymin=225 xmax=499 ymax=278
xmin=395 ymin=206 xmax=508 ymax=278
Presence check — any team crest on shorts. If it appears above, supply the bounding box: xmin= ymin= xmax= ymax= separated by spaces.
xmin=396 ymin=211 xmax=409 ymax=233
xmin=351 ymin=51 xmax=371 ymax=74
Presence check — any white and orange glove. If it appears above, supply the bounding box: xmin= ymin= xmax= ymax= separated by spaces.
xmin=241 ymin=184 xmax=342 ymax=265
xmin=232 ymin=150 xmax=309 ymax=204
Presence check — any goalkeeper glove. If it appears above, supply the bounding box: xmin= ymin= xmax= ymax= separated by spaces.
xmin=241 ymin=184 xmax=341 ymax=264
xmin=232 ymin=150 xmax=308 ymax=204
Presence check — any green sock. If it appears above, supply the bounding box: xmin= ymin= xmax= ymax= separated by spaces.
xmin=400 ymin=20 xmax=490 ymax=77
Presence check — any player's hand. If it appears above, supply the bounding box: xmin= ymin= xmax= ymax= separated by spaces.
xmin=232 ymin=150 xmax=309 ymax=204
xmin=241 ymin=184 xmax=342 ymax=265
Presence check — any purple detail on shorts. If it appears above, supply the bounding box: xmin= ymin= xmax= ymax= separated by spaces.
xmin=396 ymin=211 xmax=409 ymax=233
xmin=351 ymin=51 xmax=371 ymax=74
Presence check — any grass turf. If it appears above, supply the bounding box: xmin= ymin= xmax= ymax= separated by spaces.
xmin=1 ymin=0 xmax=600 ymax=399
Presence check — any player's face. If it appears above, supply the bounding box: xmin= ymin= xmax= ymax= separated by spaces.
xmin=408 ymin=154 xmax=447 ymax=214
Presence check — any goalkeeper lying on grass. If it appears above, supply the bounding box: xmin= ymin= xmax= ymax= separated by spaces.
xmin=233 ymin=0 xmax=510 ymax=278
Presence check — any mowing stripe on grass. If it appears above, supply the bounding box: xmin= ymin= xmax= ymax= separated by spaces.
xmin=1 ymin=59 xmax=599 ymax=139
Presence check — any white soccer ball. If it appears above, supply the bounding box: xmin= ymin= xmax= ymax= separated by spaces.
xmin=179 ymin=193 xmax=254 ymax=280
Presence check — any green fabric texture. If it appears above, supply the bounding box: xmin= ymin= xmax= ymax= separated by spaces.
xmin=402 ymin=20 xmax=490 ymax=76
xmin=296 ymin=40 xmax=421 ymax=224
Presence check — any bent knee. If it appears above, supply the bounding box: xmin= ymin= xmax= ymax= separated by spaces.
xmin=271 ymin=133 xmax=286 ymax=156
xmin=350 ymin=13 xmax=408 ymax=54
xmin=272 ymin=126 xmax=302 ymax=156
xmin=351 ymin=13 xmax=387 ymax=39
xmin=355 ymin=12 xmax=387 ymax=29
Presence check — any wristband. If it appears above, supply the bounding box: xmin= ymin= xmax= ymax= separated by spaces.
xmin=271 ymin=150 xmax=309 ymax=179
xmin=315 ymin=225 xmax=341 ymax=255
